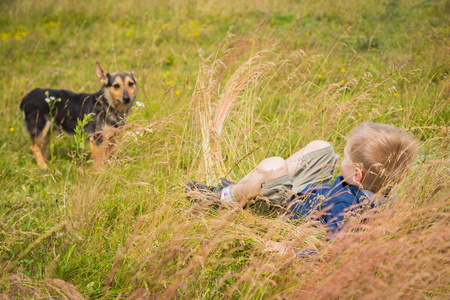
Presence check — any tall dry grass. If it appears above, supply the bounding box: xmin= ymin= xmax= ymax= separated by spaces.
xmin=192 ymin=38 xmax=274 ymax=183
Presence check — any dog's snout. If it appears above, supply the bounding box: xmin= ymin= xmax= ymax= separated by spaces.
xmin=122 ymin=88 xmax=131 ymax=104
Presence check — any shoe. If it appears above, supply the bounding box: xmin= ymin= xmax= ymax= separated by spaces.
xmin=218 ymin=177 xmax=235 ymax=188
xmin=185 ymin=178 xmax=236 ymax=206
xmin=185 ymin=181 xmax=223 ymax=200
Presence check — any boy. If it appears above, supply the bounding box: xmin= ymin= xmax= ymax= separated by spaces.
xmin=187 ymin=122 xmax=419 ymax=239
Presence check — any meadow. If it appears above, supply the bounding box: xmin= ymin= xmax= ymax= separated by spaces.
xmin=0 ymin=0 xmax=449 ymax=298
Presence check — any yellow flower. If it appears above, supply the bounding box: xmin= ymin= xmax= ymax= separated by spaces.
xmin=306 ymin=32 xmax=310 ymax=36
xmin=162 ymin=73 xmax=167 ymax=77
xmin=340 ymin=68 xmax=346 ymax=73
xmin=398 ymin=105 xmax=403 ymax=108
xmin=175 ymin=90 xmax=180 ymax=95
xmin=394 ymin=92 xmax=400 ymax=97
xmin=1 ymin=32 xmax=10 ymax=41
xmin=14 ymin=30 xmax=27 ymax=40
xmin=44 ymin=21 xmax=61 ymax=28
xmin=9 ymin=127 xmax=15 ymax=132
xmin=317 ymin=74 xmax=322 ymax=79
xmin=358 ymin=113 xmax=362 ymax=117
xmin=67 ymin=71 xmax=72 ymax=75
xmin=165 ymin=80 xmax=174 ymax=85
xmin=20 ymin=78 xmax=24 ymax=83
xmin=372 ymin=90 xmax=375 ymax=93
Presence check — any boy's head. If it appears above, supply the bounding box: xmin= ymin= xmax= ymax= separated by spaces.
xmin=341 ymin=122 xmax=419 ymax=193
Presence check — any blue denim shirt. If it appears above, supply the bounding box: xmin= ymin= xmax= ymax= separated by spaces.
xmin=289 ymin=175 xmax=375 ymax=236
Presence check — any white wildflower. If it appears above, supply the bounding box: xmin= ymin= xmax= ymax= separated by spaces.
xmin=45 ymin=98 xmax=51 ymax=103
xmin=135 ymin=101 xmax=145 ymax=110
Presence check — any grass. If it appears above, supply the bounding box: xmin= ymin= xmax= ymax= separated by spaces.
xmin=0 ymin=0 xmax=449 ymax=298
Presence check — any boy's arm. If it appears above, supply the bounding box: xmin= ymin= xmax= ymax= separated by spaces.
xmin=264 ymin=241 xmax=318 ymax=259
xmin=264 ymin=241 xmax=296 ymax=257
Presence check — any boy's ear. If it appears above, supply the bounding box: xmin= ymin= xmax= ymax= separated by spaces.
xmin=95 ymin=62 xmax=109 ymax=85
xmin=353 ymin=166 xmax=364 ymax=183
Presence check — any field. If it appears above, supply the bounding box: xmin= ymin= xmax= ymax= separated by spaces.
xmin=0 ymin=0 xmax=449 ymax=298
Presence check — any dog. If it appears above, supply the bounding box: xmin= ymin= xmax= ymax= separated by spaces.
xmin=20 ymin=62 xmax=137 ymax=168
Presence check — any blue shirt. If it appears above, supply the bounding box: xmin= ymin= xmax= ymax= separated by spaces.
xmin=289 ymin=175 xmax=374 ymax=236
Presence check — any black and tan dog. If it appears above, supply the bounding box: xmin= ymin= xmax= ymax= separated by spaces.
xmin=20 ymin=62 xmax=137 ymax=168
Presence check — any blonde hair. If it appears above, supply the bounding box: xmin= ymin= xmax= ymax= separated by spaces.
xmin=346 ymin=122 xmax=419 ymax=193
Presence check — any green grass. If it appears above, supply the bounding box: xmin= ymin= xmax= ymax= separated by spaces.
xmin=1 ymin=0 xmax=449 ymax=298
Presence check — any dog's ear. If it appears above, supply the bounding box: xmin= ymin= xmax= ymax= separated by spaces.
xmin=131 ymin=69 xmax=137 ymax=84
xmin=95 ymin=62 xmax=109 ymax=85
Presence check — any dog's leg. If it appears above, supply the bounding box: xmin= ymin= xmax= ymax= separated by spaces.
xmin=90 ymin=134 xmax=106 ymax=169
xmin=90 ymin=126 xmax=120 ymax=169
xmin=30 ymin=121 xmax=51 ymax=168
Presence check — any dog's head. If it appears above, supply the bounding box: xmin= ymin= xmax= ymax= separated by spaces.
xmin=95 ymin=62 xmax=137 ymax=111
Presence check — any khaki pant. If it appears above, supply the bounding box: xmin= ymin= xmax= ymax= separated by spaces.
xmin=249 ymin=144 xmax=339 ymax=215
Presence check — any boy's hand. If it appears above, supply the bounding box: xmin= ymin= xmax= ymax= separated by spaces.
xmin=263 ymin=241 xmax=296 ymax=258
